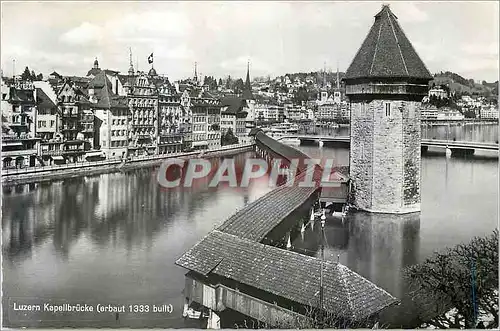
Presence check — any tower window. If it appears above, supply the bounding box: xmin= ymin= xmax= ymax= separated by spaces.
xmin=385 ymin=103 xmax=391 ymax=117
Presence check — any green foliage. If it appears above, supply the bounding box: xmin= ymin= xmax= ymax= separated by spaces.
xmin=405 ymin=230 xmax=499 ymax=329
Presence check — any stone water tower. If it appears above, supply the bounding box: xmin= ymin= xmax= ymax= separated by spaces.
xmin=344 ymin=5 xmax=432 ymax=214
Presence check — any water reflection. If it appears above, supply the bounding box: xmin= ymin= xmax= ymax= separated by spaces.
xmin=2 ymin=151 xmax=261 ymax=264
xmin=292 ymin=211 xmax=420 ymax=326
xmin=293 ymin=212 xmax=420 ymax=297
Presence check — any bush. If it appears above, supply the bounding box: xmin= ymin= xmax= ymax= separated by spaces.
xmin=405 ymin=230 xmax=498 ymax=329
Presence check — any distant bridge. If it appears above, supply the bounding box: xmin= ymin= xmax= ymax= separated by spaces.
xmin=278 ymin=135 xmax=499 ymax=153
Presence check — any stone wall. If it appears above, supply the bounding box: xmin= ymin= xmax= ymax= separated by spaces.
xmin=350 ymin=98 xmax=421 ymax=213
xmin=402 ymin=101 xmax=421 ymax=208
xmin=371 ymin=100 xmax=404 ymax=211
xmin=350 ymin=100 xmax=374 ymax=210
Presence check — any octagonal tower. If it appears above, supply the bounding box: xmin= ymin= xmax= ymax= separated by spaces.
xmin=344 ymin=5 xmax=432 ymax=214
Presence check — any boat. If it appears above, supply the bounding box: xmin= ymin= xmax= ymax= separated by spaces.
xmin=281 ymin=137 xmax=301 ymax=146
xmin=269 ymin=122 xmax=299 ymax=133
xmin=182 ymin=305 xmax=204 ymax=319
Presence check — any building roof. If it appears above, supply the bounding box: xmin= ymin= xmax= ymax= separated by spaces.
xmin=8 ymin=87 xmax=35 ymax=103
xmin=35 ymin=88 xmax=57 ymax=110
xmin=87 ymin=68 xmax=102 ymax=77
xmin=218 ymin=183 xmax=319 ymax=241
xmin=49 ymin=71 xmax=62 ymax=78
xmin=176 ymin=230 xmax=398 ymax=321
xmin=117 ymin=74 xmax=129 ymax=86
xmin=220 ymin=96 xmax=248 ymax=114
xmin=88 ymin=71 xmax=128 ymax=109
xmin=148 ymin=67 xmax=158 ymax=77
xmin=344 ymin=5 xmax=432 ymax=81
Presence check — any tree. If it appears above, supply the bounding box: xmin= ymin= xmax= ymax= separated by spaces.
xmin=233 ymin=78 xmax=244 ymax=94
xmin=221 ymin=128 xmax=239 ymax=146
xmin=21 ymin=66 xmax=31 ymax=80
xmin=405 ymin=230 xmax=498 ymax=329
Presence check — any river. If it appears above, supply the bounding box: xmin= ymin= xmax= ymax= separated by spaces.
xmin=2 ymin=123 xmax=498 ymax=328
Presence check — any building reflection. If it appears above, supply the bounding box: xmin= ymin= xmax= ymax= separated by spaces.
xmin=2 ymin=151 xmax=263 ymax=263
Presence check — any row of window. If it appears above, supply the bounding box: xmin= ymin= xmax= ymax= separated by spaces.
xmin=207 ymin=117 xmax=220 ymax=124
xmin=132 ymin=120 xmax=154 ymax=126
xmin=59 ymin=95 xmax=80 ymax=103
xmin=132 ymin=87 xmax=154 ymax=95
xmin=112 ymin=119 xmax=126 ymax=126
xmin=104 ymin=140 xmax=127 ymax=148
xmin=193 ymin=134 xmax=206 ymax=141
xmin=101 ymin=110 xmax=128 ymax=117
xmin=131 ymin=110 xmax=155 ymax=117
xmin=159 ymin=98 xmax=180 ymax=103
xmin=133 ymin=128 xmax=154 ymax=135
xmin=38 ymin=120 xmax=56 ymax=128
xmin=159 ymin=106 xmax=181 ymax=111
xmin=111 ymin=130 xmax=127 ymax=137
xmin=192 ymin=124 xmax=205 ymax=132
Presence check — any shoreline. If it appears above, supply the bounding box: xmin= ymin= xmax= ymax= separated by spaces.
xmin=1 ymin=143 xmax=254 ymax=187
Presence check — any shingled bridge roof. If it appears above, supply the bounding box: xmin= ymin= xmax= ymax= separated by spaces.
xmin=176 ymin=230 xmax=399 ymax=321
xmin=345 ymin=5 xmax=432 ymax=81
xmin=218 ymin=171 xmax=320 ymax=241
xmin=176 ymin=133 xmax=392 ymax=321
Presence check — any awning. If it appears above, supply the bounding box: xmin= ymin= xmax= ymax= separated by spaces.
xmin=2 ymin=141 xmax=23 ymax=146
xmin=192 ymin=141 xmax=208 ymax=147
xmin=51 ymin=156 xmax=65 ymax=161
xmin=85 ymin=151 xmax=105 ymax=158
xmin=64 ymin=140 xmax=86 ymax=145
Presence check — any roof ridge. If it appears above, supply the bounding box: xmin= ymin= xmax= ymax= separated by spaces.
xmin=387 ymin=9 xmax=409 ymax=76
xmin=392 ymin=14 xmax=433 ymax=78
xmin=102 ymin=73 xmax=111 ymax=108
xmin=369 ymin=17 xmax=383 ymax=76
xmin=337 ymin=263 xmax=399 ymax=318
xmin=338 ymin=263 xmax=355 ymax=319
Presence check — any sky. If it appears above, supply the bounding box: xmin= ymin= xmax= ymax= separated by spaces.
xmin=1 ymin=1 xmax=499 ymax=82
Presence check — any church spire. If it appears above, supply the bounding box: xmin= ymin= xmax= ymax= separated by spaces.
xmin=194 ymin=62 xmax=198 ymax=82
xmin=323 ymin=61 xmax=327 ymax=88
xmin=242 ymin=60 xmax=253 ymax=100
xmin=128 ymin=47 xmax=134 ymax=76
xmin=336 ymin=62 xmax=340 ymax=89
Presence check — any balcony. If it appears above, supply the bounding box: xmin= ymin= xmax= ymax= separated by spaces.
xmin=62 ymin=148 xmax=85 ymax=155
xmin=41 ymin=149 xmax=63 ymax=156
xmin=1 ymin=149 xmax=37 ymax=157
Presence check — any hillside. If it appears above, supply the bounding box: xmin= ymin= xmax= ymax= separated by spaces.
xmin=432 ymin=72 xmax=498 ymax=97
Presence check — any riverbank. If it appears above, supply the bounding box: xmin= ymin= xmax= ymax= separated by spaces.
xmin=1 ymin=143 xmax=254 ymax=186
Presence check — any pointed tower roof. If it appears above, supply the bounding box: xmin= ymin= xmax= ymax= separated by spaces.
xmin=242 ymin=61 xmax=253 ymax=100
xmin=345 ymin=5 xmax=432 ymax=81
